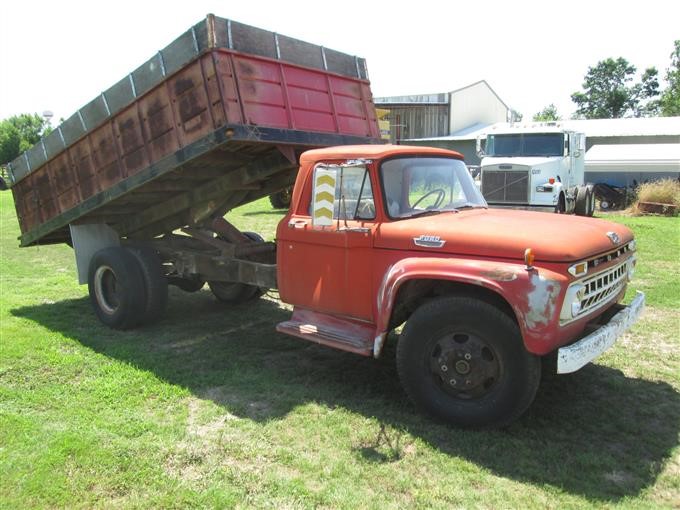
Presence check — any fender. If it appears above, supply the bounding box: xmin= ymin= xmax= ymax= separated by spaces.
xmin=373 ymin=256 xmax=569 ymax=357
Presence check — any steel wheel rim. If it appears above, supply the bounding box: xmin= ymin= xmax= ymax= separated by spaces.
xmin=429 ymin=331 xmax=501 ymax=399
xmin=94 ymin=265 xmax=119 ymax=315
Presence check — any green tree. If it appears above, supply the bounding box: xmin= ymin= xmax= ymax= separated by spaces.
xmin=533 ymin=104 xmax=560 ymax=121
xmin=0 ymin=113 xmax=52 ymax=165
xmin=571 ymin=58 xmax=660 ymax=118
xmin=659 ymin=40 xmax=680 ymax=116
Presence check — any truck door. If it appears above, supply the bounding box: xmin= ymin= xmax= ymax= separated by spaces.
xmin=277 ymin=163 xmax=376 ymax=321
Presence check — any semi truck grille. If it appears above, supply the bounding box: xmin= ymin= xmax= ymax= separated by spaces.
xmin=482 ymin=170 xmax=529 ymax=203
xmin=578 ymin=261 xmax=629 ymax=317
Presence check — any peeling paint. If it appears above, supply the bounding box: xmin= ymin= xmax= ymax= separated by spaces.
xmin=525 ymin=271 xmax=561 ymax=329
xmin=482 ymin=268 xmax=519 ymax=282
xmin=373 ymin=332 xmax=388 ymax=358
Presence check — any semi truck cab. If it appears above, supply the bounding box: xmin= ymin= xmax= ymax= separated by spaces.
xmin=477 ymin=125 xmax=595 ymax=216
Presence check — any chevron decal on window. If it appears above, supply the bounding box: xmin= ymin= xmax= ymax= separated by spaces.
xmin=312 ymin=167 xmax=337 ymax=227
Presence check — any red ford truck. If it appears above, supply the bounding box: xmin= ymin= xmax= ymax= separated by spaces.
xmin=4 ymin=16 xmax=644 ymax=427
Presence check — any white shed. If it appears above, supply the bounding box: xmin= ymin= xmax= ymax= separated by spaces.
xmin=585 ymin=143 xmax=680 ymax=187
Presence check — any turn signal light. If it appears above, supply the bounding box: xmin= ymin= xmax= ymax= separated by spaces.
xmin=549 ymin=177 xmax=555 ymax=184
xmin=524 ymin=248 xmax=535 ymax=270
xmin=568 ymin=262 xmax=588 ymax=277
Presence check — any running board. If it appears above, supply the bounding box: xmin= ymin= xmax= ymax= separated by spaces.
xmin=276 ymin=308 xmax=374 ymax=356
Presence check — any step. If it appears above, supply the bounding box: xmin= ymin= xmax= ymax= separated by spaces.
xmin=276 ymin=308 xmax=375 ymax=356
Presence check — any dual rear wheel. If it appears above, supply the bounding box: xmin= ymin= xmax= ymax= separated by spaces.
xmin=575 ymin=185 xmax=595 ymax=217
xmin=88 ymin=246 xmax=167 ymax=330
xmin=88 ymin=232 xmax=266 ymax=329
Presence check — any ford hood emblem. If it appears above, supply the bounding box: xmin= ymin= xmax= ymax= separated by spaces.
xmin=413 ymin=235 xmax=446 ymax=248
xmin=606 ymin=231 xmax=621 ymax=245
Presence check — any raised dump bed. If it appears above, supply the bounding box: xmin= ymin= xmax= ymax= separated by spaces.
xmin=7 ymin=14 xmax=380 ymax=247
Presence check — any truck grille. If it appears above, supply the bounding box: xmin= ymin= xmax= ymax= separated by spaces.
xmin=482 ymin=170 xmax=529 ymax=203
xmin=577 ymin=261 xmax=629 ymax=317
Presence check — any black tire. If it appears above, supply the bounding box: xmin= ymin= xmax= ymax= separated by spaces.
xmin=586 ymin=184 xmax=595 ymax=217
xmin=208 ymin=231 xmax=265 ymax=303
xmin=575 ymin=186 xmax=588 ymax=216
xmin=555 ymin=193 xmax=566 ymax=214
xmin=208 ymin=280 xmax=257 ymax=302
xmin=127 ymin=246 xmax=168 ymax=325
xmin=88 ymin=247 xmax=146 ymax=330
xmin=396 ymin=296 xmax=541 ymax=428
xmin=269 ymin=187 xmax=292 ymax=209
xmin=169 ymin=276 xmax=205 ymax=292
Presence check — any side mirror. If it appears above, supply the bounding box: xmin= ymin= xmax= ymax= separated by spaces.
xmin=312 ymin=166 xmax=338 ymax=228
xmin=574 ymin=134 xmax=585 ymax=158
xmin=476 ymin=136 xmax=486 ymax=157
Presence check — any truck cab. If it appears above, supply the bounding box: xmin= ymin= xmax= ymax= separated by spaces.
xmin=276 ymin=145 xmax=643 ymax=427
xmin=477 ymin=125 xmax=594 ymax=216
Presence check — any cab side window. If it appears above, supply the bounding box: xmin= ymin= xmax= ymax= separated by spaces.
xmin=309 ymin=165 xmax=376 ymax=220
xmin=337 ymin=166 xmax=375 ymax=220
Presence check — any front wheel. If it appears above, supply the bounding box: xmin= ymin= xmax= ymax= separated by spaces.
xmin=396 ymin=296 xmax=541 ymax=428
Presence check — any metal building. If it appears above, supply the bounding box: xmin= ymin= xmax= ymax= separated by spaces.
xmin=375 ymin=81 xmax=510 ymax=144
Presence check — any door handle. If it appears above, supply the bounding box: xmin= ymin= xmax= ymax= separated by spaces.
xmin=287 ymin=219 xmax=308 ymax=229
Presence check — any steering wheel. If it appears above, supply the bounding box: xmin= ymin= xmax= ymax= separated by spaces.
xmin=412 ymin=188 xmax=446 ymax=209
xmin=356 ymin=200 xmax=375 ymax=219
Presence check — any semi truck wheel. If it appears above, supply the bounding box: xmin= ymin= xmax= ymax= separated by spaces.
xmin=88 ymin=247 xmax=146 ymax=330
xmin=575 ymin=186 xmax=588 ymax=216
xmin=396 ymin=296 xmax=541 ymax=428
xmin=586 ymin=185 xmax=595 ymax=217
xmin=127 ymin=246 xmax=168 ymax=324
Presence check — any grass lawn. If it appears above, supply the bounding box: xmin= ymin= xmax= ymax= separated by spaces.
xmin=1 ymin=191 xmax=678 ymax=508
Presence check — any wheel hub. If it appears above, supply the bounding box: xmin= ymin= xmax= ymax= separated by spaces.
xmin=455 ymin=360 xmax=470 ymax=374
xmin=94 ymin=265 xmax=120 ymax=315
xmin=430 ymin=332 xmax=501 ymax=399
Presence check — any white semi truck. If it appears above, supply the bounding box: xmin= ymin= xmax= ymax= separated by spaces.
xmin=477 ymin=123 xmax=595 ymax=216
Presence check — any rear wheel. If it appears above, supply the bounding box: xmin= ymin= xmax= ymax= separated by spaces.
xmin=127 ymin=246 xmax=168 ymax=324
xmin=208 ymin=231 xmax=265 ymax=303
xmin=269 ymin=187 xmax=292 ymax=209
xmin=396 ymin=296 xmax=541 ymax=428
xmin=88 ymin=247 xmax=146 ymax=330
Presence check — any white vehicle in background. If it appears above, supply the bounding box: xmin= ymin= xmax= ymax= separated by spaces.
xmin=477 ymin=123 xmax=595 ymax=216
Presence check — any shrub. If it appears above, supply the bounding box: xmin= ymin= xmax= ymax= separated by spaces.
xmin=636 ymin=178 xmax=680 ymax=207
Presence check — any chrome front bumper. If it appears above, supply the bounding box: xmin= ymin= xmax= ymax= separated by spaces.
xmin=557 ymin=291 xmax=645 ymax=374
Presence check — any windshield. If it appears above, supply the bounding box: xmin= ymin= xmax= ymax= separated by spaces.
xmin=486 ymin=133 xmax=564 ymax=157
xmin=380 ymin=157 xmax=486 ymax=219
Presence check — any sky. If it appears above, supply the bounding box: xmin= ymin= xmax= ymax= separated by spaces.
xmin=0 ymin=0 xmax=678 ymax=127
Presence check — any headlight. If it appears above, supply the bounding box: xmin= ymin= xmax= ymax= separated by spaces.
xmin=560 ymin=283 xmax=585 ymax=321
xmin=628 ymin=240 xmax=637 ymax=252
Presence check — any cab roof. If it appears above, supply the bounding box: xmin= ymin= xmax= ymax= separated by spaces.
xmin=300 ymin=144 xmax=464 ymax=165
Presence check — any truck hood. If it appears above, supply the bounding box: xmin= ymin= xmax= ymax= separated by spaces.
xmin=373 ymin=208 xmax=634 ymax=262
